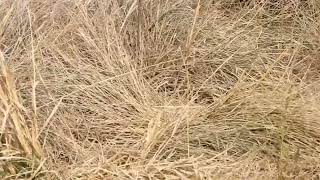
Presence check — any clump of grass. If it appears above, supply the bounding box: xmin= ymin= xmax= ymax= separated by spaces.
xmin=0 ymin=51 xmax=43 ymax=178
xmin=0 ymin=0 xmax=320 ymax=179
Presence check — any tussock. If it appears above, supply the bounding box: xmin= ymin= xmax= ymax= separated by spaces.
xmin=0 ymin=0 xmax=320 ymax=179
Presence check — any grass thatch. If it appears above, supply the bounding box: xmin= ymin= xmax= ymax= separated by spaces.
xmin=1 ymin=0 xmax=320 ymax=179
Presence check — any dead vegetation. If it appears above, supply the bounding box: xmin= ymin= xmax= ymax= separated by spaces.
xmin=0 ymin=0 xmax=320 ymax=179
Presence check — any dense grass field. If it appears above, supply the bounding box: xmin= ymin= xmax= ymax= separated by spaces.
xmin=1 ymin=0 xmax=320 ymax=179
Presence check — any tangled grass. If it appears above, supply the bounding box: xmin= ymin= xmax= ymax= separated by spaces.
xmin=0 ymin=0 xmax=320 ymax=179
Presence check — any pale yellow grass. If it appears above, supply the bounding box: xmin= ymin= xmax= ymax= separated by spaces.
xmin=0 ymin=0 xmax=320 ymax=179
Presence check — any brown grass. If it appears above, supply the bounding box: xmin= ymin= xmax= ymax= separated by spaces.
xmin=0 ymin=0 xmax=320 ymax=179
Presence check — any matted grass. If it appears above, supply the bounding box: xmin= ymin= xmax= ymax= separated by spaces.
xmin=0 ymin=0 xmax=320 ymax=179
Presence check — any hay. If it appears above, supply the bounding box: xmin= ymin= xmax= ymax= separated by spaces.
xmin=0 ymin=0 xmax=319 ymax=179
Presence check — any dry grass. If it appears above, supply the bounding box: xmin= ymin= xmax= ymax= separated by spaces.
xmin=0 ymin=0 xmax=320 ymax=179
